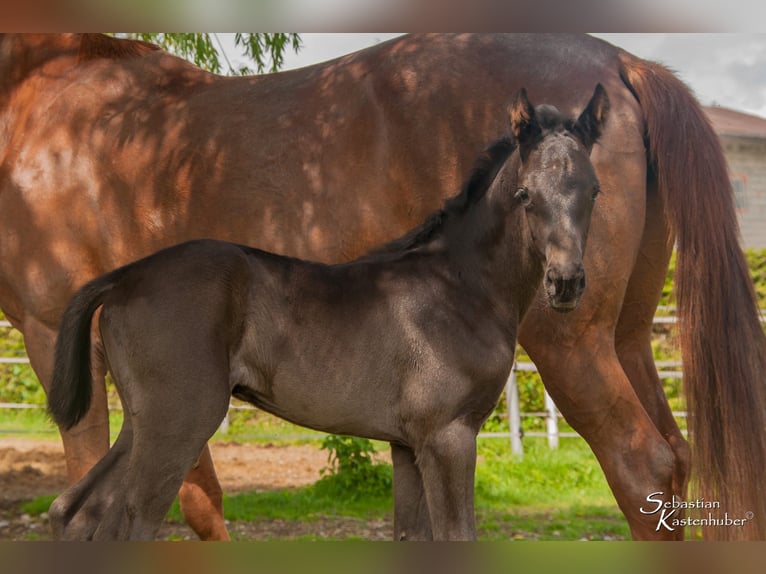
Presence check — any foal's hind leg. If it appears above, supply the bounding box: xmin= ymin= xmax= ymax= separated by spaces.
xmin=26 ymin=316 xmax=228 ymax=540
xmin=391 ymin=443 xmax=432 ymax=540
xmin=53 ymin=410 xmax=223 ymax=540
xmin=100 ymin=373 xmax=231 ymax=540
xmin=102 ymin=431 xmax=227 ymax=539
xmin=87 ymin=302 xmax=235 ymax=539
xmin=49 ymin=419 xmax=135 ymax=540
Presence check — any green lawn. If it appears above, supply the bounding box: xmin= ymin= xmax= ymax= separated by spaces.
xmin=0 ymin=407 xmax=60 ymax=440
xmin=17 ymin=438 xmax=626 ymax=541
xmin=162 ymin=437 xmax=627 ymax=541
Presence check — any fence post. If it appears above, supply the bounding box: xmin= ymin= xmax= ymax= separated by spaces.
xmin=219 ymin=408 xmax=230 ymax=434
xmin=506 ymin=363 xmax=524 ymax=457
xmin=544 ymin=391 xmax=559 ymax=449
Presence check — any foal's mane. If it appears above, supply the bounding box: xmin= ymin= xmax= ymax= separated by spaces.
xmin=77 ymin=34 xmax=160 ymax=63
xmin=370 ymin=136 xmax=517 ymax=255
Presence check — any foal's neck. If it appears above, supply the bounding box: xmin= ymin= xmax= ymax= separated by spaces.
xmin=440 ymin=171 xmax=544 ymax=327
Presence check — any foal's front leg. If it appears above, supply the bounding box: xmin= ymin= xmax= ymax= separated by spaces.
xmin=415 ymin=421 xmax=478 ymax=540
xmin=391 ymin=443 xmax=432 ymax=540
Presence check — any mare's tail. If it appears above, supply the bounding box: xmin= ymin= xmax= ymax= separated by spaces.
xmin=48 ymin=268 xmax=127 ymax=430
xmin=620 ymin=53 xmax=766 ymax=540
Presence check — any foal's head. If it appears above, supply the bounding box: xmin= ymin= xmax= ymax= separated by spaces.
xmin=509 ymin=84 xmax=609 ymax=312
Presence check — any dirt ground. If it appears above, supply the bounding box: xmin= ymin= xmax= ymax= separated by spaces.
xmin=0 ymin=437 xmax=392 ymax=541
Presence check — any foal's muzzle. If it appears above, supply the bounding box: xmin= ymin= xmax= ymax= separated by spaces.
xmin=544 ymin=264 xmax=586 ymax=312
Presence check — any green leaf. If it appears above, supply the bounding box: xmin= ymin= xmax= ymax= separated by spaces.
xmin=122 ymin=33 xmax=301 ymax=74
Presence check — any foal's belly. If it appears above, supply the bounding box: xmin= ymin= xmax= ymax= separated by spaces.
xmin=229 ymin=358 xmax=405 ymax=443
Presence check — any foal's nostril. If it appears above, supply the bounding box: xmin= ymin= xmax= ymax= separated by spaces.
xmin=545 ymin=268 xmax=557 ymax=288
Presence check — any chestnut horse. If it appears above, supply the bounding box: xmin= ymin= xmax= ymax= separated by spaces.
xmin=47 ymin=87 xmax=608 ymax=540
xmin=1 ymin=33 xmax=764 ymax=540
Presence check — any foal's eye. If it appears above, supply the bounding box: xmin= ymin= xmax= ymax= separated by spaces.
xmin=591 ymin=186 xmax=601 ymax=203
xmin=515 ymin=187 xmax=532 ymax=206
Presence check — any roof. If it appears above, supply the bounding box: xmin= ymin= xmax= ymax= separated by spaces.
xmin=704 ymin=106 xmax=766 ymax=139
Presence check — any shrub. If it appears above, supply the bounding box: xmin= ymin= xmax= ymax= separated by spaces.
xmin=314 ymin=435 xmax=392 ymax=500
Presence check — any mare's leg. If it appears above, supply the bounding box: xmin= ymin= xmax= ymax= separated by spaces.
xmin=614 ymin=186 xmax=690 ymax=500
xmin=391 ymin=443 xmax=432 ymax=541
xmin=521 ymin=319 xmax=680 ymax=540
xmin=22 ymin=317 xmax=110 ymax=483
xmin=414 ymin=421 xmax=477 ymax=540
xmin=178 ymin=444 xmax=230 ymax=541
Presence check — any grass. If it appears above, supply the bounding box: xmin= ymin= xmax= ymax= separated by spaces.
xmin=17 ymin=436 xmax=626 ymax=541
xmin=473 ymin=439 xmax=627 ymax=540
xmin=177 ymin=482 xmax=392 ymax=524
xmin=21 ymin=495 xmax=57 ymax=516
xmin=478 ymin=507 xmax=626 ymax=541
xmin=0 ymin=407 xmax=126 ymax=441
xmin=476 ymin=440 xmax=614 ymax=507
xmin=0 ymin=408 xmax=59 ymax=440
xmin=154 ymin=438 xmax=627 ymax=541
xmin=5 ymin=400 xmax=628 ymax=541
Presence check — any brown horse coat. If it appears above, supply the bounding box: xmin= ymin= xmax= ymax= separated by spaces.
xmin=1 ymin=33 xmax=764 ymax=540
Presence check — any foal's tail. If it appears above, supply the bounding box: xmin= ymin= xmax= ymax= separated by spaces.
xmin=48 ymin=268 xmax=127 ymax=431
xmin=620 ymin=53 xmax=766 ymax=540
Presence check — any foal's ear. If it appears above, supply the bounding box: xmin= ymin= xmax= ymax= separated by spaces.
xmin=508 ymin=87 xmax=542 ymax=161
xmin=572 ymin=83 xmax=610 ymax=153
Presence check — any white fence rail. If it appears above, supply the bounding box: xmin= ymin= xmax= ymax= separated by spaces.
xmin=503 ymin=358 xmax=686 ymax=458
